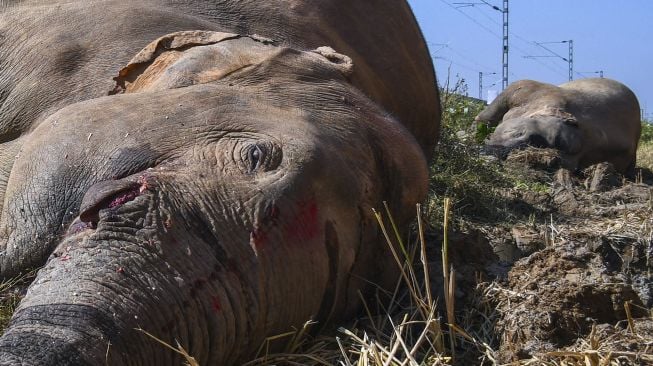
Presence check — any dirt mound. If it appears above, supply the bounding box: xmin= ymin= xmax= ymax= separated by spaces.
xmin=494 ymin=240 xmax=647 ymax=360
xmin=435 ymin=147 xmax=653 ymax=363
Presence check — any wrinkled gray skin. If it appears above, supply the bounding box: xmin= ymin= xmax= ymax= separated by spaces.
xmin=477 ymin=78 xmax=641 ymax=173
xmin=0 ymin=1 xmax=440 ymax=364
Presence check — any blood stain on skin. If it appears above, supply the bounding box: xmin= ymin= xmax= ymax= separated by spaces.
xmin=211 ymin=296 xmax=222 ymax=313
xmin=107 ymin=188 xmax=140 ymax=209
xmin=284 ymin=199 xmax=320 ymax=242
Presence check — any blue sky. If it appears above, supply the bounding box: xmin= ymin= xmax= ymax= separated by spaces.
xmin=408 ymin=0 xmax=653 ymax=119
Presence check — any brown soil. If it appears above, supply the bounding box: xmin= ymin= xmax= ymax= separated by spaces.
xmin=434 ymin=148 xmax=653 ymax=364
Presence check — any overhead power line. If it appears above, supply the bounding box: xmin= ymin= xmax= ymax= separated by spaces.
xmin=442 ymin=44 xmax=497 ymax=72
xmin=439 ymin=0 xmax=575 ymax=85
xmin=577 ymin=70 xmax=604 ymax=78
xmin=470 ymin=4 xmax=501 ymax=26
xmin=534 ymin=40 xmax=574 ymax=81
xmin=433 ymin=56 xmax=487 ymax=74
xmin=428 ymin=41 xmax=498 ymax=76
xmin=450 ymin=0 xmax=508 ymax=89
xmin=438 ymin=0 xmax=503 ymax=39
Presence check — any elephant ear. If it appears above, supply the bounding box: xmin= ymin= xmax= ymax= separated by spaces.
xmin=369 ymin=117 xmax=428 ymax=224
xmin=109 ymin=30 xmax=277 ymax=94
xmin=110 ymin=30 xmax=357 ymax=95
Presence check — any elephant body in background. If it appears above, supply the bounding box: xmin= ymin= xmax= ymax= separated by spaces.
xmin=0 ymin=1 xmax=439 ymax=364
xmin=477 ymin=78 xmax=641 ymax=173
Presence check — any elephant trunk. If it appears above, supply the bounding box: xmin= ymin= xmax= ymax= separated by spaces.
xmin=0 ymin=304 xmax=121 ymax=365
xmin=0 ymin=192 xmax=256 ymax=365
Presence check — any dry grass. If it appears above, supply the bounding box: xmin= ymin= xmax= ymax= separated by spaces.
xmin=513 ymin=320 xmax=653 ymax=365
xmin=136 ymin=328 xmax=200 ymax=366
xmin=0 ymin=270 xmax=36 ymax=331
xmin=637 ymin=140 xmax=653 ymax=171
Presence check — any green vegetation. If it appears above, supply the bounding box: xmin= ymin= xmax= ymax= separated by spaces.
xmin=428 ymin=78 xmax=548 ymax=225
xmin=637 ymin=120 xmax=653 ymax=170
xmin=640 ymin=119 xmax=653 ymax=142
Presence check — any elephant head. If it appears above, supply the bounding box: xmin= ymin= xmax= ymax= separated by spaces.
xmin=476 ymin=80 xmax=583 ymax=162
xmin=0 ymin=31 xmax=427 ymax=364
xmin=483 ymin=112 xmax=583 ymax=159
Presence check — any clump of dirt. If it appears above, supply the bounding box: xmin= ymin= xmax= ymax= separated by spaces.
xmin=505 ymin=147 xmax=563 ymax=173
xmin=493 ymin=240 xmax=646 ymax=360
xmin=432 ymin=147 xmax=653 ymax=363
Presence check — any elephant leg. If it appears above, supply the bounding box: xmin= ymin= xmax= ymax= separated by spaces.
xmin=625 ymin=158 xmax=637 ymax=180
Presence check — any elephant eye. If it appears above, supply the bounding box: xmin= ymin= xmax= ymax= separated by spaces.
xmin=240 ymin=141 xmax=282 ymax=174
xmin=247 ymin=144 xmax=264 ymax=173
xmin=510 ymin=130 xmax=523 ymax=138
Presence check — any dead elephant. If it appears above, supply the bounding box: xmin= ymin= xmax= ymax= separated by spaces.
xmin=476 ymin=78 xmax=641 ymax=173
xmin=0 ymin=1 xmax=440 ymax=364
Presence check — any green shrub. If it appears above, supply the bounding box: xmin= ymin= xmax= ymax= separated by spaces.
xmin=439 ymin=78 xmax=485 ymax=137
xmin=641 ymin=120 xmax=653 ymax=143
xmin=636 ymin=120 xmax=653 ymax=170
xmin=427 ymin=78 xmax=547 ymax=225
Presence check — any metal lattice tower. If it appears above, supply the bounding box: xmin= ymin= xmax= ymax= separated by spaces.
xmin=479 ymin=72 xmax=483 ymax=99
xmin=479 ymin=71 xmax=497 ymax=100
xmin=502 ymin=0 xmax=509 ymax=90
xmin=452 ymin=1 xmax=508 ymax=90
